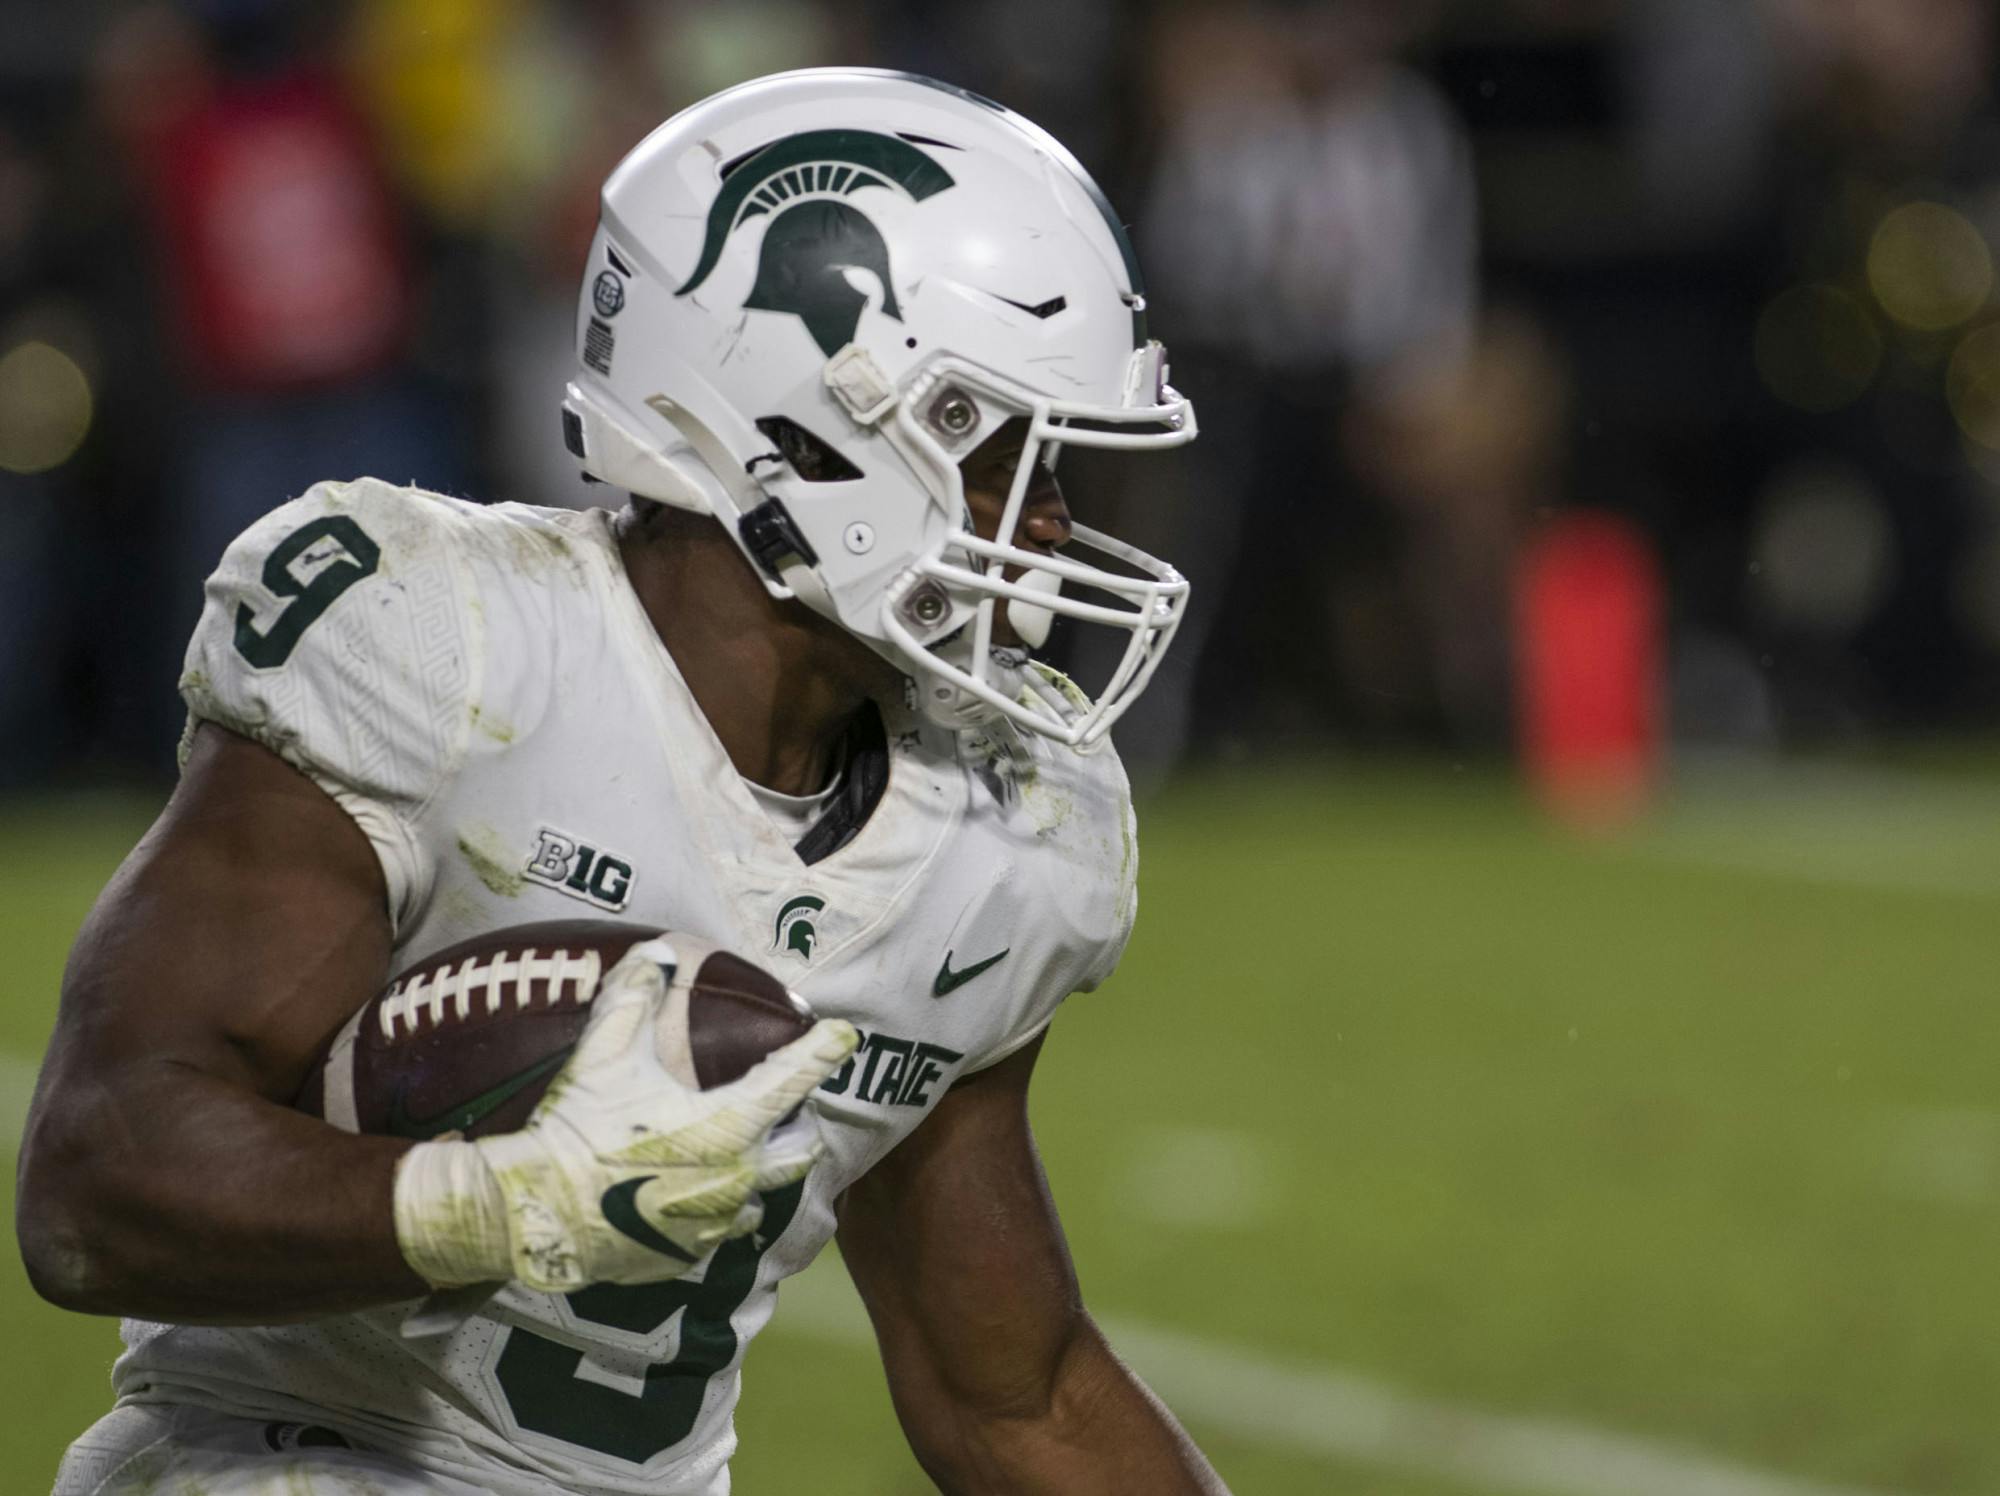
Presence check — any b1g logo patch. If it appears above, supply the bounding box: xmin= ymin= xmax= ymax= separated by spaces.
xmin=524 ymin=826 xmax=635 ymax=912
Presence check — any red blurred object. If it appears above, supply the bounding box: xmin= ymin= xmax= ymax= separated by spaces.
xmin=137 ymin=69 xmax=409 ymax=391
xmin=1514 ymin=511 xmax=1665 ymax=829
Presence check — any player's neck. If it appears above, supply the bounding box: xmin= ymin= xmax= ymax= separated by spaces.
xmin=615 ymin=503 xmax=897 ymax=796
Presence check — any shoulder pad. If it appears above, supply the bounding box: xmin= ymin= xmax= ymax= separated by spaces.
xmin=180 ymin=478 xmax=483 ymax=926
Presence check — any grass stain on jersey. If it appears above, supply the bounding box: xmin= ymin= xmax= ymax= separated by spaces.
xmin=1117 ymin=791 xmax=1137 ymax=898
xmin=457 ymin=825 xmax=526 ymax=897
xmin=436 ymin=885 xmax=491 ymax=931
xmin=499 ymin=522 xmax=587 ymax=586
xmin=469 ymin=704 xmax=516 ymax=745
xmin=1029 ymin=661 xmax=1092 ymax=714
xmin=1021 ymin=766 xmax=1076 ymax=839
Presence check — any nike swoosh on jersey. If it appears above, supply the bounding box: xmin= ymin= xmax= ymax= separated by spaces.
xmin=933 ymin=947 xmax=1010 ymax=997
xmin=385 ymin=1048 xmax=573 ymax=1140
xmin=599 ymin=1177 xmax=701 ymax=1264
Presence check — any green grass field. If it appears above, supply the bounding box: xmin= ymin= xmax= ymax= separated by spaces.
xmin=4 ymin=761 xmax=1997 ymax=1494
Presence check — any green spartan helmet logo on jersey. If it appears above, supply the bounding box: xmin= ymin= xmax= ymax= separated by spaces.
xmin=773 ymin=894 xmax=827 ymax=959
xmin=677 ymin=129 xmax=956 ymax=356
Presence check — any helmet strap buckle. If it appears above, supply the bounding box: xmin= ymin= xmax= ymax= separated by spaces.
xmin=738 ymin=498 xmax=821 ymax=581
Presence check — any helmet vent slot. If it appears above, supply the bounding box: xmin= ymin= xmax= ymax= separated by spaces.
xmin=754 ymin=416 xmax=863 ymax=482
xmin=995 ymin=293 xmax=1067 ymax=320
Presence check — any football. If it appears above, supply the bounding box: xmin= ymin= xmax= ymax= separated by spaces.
xmin=298 ymin=920 xmax=817 ymax=1141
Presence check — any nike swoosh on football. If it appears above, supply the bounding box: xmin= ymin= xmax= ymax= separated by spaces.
xmin=933 ymin=947 xmax=1010 ymax=997
xmin=600 ymin=1177 xmax=700 ymax=1264
xmin=386 ymin=1048 xmax=573 ymax=1141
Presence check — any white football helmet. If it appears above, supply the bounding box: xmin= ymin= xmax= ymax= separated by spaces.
xmin=561 ymin=67 xmax=1195 ymax=750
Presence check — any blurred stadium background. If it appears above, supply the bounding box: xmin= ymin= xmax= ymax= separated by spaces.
xmin=4 ymin=0 xmax=2000 ymax=1492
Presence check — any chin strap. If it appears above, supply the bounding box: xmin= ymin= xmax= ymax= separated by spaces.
xmin=562 ymin=386 xmax=722 ymax=514
xmin=568 ymin=383 xmax=838 ymax=612
xmin=778 ymin=556 xmax=836 ymax=615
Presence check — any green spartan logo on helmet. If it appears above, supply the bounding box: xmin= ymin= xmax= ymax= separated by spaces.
xmin=676 ymin=129 xmax=956 ymax=356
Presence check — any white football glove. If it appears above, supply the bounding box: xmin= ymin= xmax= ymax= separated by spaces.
xmin=393 ymin=937 xmax=857 ymax=1293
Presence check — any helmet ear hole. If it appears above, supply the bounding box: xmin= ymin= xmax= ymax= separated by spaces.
xmin=754 ymin=416 xmax=863 ymax=482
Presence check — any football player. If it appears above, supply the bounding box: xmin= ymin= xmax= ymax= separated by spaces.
xmin=19 ymin=69 xmax=1225 ymax=1495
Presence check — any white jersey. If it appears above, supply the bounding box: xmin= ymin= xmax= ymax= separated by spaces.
xmin=114 ymin=478 xmax=1138 ymax=1495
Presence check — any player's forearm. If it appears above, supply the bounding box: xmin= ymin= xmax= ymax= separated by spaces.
xmin=906 ymin=1316 xmax=1230 ymax=1495
xmin=17 ymin=1061 xmax=428 ymax=1322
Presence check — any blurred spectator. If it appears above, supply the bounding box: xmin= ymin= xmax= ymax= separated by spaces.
xmin=1145 ymin=1 xmax=1471 ymax=376
xmin=0 ymin=115 xmax=63 ymax=786
xmin=1 ymin=46 xmax=178 ymax=786
xmin=130 ymin=11 xmax=407 ymax=391
xmin=95 ymin=1 xmax=467 ymax=752
xmin=343 ymin=0 xmax=537 ymax=236
xmin=1346 ymin=307 xmax=1572 ymax=744
xmin=1736 ymin=0 xmax=2000 ymax=732
xmin=875 ymin=0 xmax=1123 ymax=168
xmin=1624 ymin=0 xmax=1780 ymax=245
xmin=1125 ymin=0 xmax=1478 ymax=765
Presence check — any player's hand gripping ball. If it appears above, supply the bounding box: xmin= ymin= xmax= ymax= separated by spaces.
xmin=301 ymin=922 xmax=858 ymax=1293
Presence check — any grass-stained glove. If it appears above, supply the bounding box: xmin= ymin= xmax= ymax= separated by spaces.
xmin=393 ymin=937 xmax=857 ymax=1293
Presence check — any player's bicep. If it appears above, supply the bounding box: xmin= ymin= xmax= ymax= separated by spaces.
xmin=836 ymin=1031 xmax=1086 ymax=1423
xmin=48 ymin=722 xmax=392 ymax=1102
xmin=19 ymin=724 xmax=425 ymax=1318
